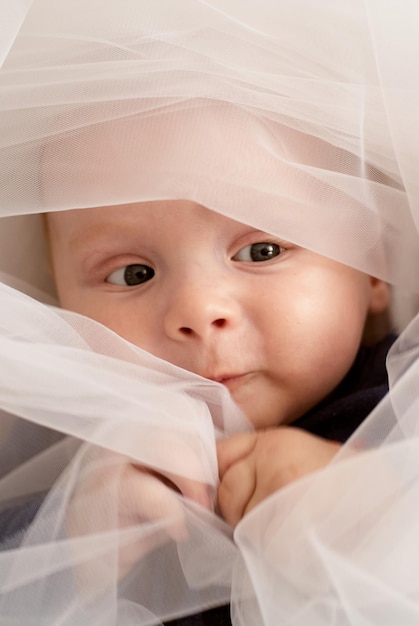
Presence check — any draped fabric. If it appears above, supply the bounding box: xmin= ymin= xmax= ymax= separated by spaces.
xmin=1 ymin=1 xmax=419 ymax=623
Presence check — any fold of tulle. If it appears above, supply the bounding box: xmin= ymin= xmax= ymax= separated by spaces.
xmin=2 ymin=1 xmax=419 ymax=624
xmin=1 ymin=0 xmax=419 ymax=294
xmin=1 ymin=282 xmax=419 ymax=624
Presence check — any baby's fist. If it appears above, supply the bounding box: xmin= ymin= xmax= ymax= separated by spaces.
xmin=217 ymin=428 xmax=340 ymax=527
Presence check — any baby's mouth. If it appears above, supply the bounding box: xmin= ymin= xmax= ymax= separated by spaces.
xmin=209 ymin=372 xmax=253 ymax=390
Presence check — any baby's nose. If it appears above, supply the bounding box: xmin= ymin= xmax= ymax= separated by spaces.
xmin=163 ymin=280 xmax=241 ymax=341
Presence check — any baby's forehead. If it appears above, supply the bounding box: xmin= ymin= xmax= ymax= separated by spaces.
xmin=41 ymin=102 xmax=388 ymax=281
xmin=42 ymin=106 xmax=248 ymax=206
xmin=41 ymin=103 xmax=338 ymax=211
xmin=47 ymin=200 xmax=260 ymax=244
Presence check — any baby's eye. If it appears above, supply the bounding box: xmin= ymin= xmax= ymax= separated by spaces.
xmin=106 ymin=264 xmax=155 ymax=286
xmin=233 ymin=242 xmax=283 ymax=262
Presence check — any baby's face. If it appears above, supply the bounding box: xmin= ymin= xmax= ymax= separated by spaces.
xmin=47 ymin=201 xmax=387 ymax=428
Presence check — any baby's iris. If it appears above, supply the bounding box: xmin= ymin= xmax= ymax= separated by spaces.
xmin=234 ymin=242 xmax=282 ymax=262
xmin=107 ymin=264 xmax=155 ymax=286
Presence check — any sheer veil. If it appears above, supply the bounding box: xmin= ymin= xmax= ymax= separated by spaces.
xmin=1 ymin=1 xmax=419 ymax=623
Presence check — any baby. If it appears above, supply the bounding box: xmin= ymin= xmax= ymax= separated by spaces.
xmin=0 ymin=4 xmax=411 ymax=623
xmin=46 ymin=198 xmax=391 ymax=528
xmin=0 ymin=197 xmax=393 ymax=626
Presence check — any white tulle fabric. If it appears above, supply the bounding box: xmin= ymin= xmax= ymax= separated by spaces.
xmin=1 ymin=0 xmax=419 ymax=623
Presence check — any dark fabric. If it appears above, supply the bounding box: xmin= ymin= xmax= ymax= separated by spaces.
xmin=0 ymin=335 xmax=396 ymax=625
xmin=168 ymin=605 xmax=232 ymax=626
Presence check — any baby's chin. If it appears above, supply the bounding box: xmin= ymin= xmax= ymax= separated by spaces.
xmin=237 ymin=392 xmax=321 ymax=431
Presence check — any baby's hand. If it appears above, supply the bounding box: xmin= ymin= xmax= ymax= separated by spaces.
xmin=68 ymin=449 xmax=212 ymax=593
xmin=217 ymin=428 xmax=340 ymax=527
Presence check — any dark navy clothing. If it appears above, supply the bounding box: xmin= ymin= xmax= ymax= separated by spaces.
xmin=0 ymin=335 xmax=396 ymax=626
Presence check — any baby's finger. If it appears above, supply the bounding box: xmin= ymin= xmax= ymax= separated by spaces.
xmin=143 ymin=429 xmax=216 ymax=486
xmin=217 ymin=456 xmax=256 ymax=527
xmin=217 ymin=432 xmax=257 ymax=479
xmin=170 ymin=473 xmax=213 ymax=510
xmin=138 ymin=464 xmax=214 ymax=510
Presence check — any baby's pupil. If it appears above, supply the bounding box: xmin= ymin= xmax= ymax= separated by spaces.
xmin=251 ymin=243 xmax=280 ymax=262
xmin=124 ymin=264 xmax=154 ymax=285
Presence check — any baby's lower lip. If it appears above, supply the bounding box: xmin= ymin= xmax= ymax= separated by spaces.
xmin=218 ymin=373 xmax=252 ymax=389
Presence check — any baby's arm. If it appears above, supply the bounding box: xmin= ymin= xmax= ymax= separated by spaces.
xmin=217 ymin=428 xmax=340 ymax=527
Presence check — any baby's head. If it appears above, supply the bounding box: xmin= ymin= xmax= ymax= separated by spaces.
xmin=46 ymin=200 xmax=389 ymax=429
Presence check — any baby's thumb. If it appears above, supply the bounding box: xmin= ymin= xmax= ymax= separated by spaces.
xmin=167 ymin=472 xmax=214 ymax=511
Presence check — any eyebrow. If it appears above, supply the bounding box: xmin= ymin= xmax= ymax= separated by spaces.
xmin=65 ymin=222 xmax=147 ymax=273
xmin=68 ymin=222 xmax=135 ymax=252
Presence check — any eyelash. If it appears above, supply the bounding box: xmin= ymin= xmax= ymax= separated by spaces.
xmin=105 ymin=239 xmax=286 ymax=287
xmin=232 ymin=241 xmax=285 ymax=263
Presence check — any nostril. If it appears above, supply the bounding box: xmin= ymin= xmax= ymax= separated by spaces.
xmin=179 ymin=327 xmax=193 ymax=335
xmin=212 ymin=318 xmax=226 ymax=328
